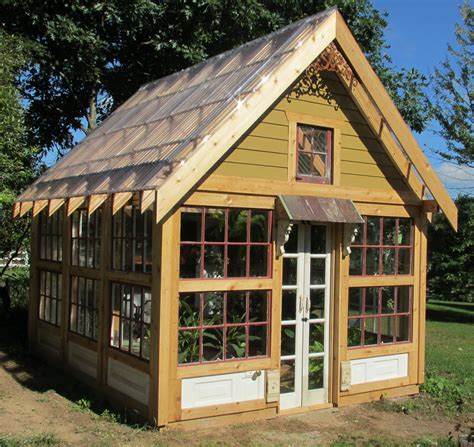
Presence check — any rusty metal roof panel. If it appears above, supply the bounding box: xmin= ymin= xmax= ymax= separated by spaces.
xmin=278 ymin=195 xmax=364 ymax=223
xmin=17 ymin=7 xmax=337 ymax=202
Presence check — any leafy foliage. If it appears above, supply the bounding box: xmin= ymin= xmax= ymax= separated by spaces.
xmin=427 ymin=195 xmax=474 ymax=302
xmin=431 ymin=1 xmax=473 ymax=166
xmin=2 ymin=0 xmax=430 ymax=156
xmin=0 ymin=32 xmax=39 ymax=275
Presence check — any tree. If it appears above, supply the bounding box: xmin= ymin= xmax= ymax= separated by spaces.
xmin=431 ymin=1 xmax=473 ymax=167
xmin=0 ymin=31 xmax=39 ymax=278
xmin=2 ymin=0 xmax=430 ymax=157
xmin=427 ymin=195 xmax=474 ymax=303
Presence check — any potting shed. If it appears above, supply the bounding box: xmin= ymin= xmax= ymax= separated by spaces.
xmin=14 ymin=7 xmax=458 ymax=427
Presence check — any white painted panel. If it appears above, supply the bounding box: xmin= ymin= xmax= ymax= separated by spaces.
xmin=107 ymin=358 xmax=150 ymax=405
xmin=68 ymin=342 xmax=97 ymax=379
xmin=38 ymin=328 xmax=60 ymax=357
xmin=351 ymin=353 xmax=408 ymax=385
xmin=181 ymin=370 xmax=265 ymax=409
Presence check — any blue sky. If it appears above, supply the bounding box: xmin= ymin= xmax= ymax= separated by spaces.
xmin=372 ymin=0 xmax=473 ymax=197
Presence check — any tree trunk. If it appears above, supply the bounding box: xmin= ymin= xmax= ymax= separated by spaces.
xmin=86 ymin=89 xmax=97 ymax=132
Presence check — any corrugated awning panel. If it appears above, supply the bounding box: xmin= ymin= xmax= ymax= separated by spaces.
xmin=278 ymin=195 xmax=364 ymax=223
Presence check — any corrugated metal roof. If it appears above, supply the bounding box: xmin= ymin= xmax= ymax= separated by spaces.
xmin=17 ymin=7 xmax=337 ymax=202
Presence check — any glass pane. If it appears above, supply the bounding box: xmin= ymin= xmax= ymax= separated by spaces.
xmin=310 ymin=258 xmax=325 ymax=285
xmin=381 ymin=287 xmax=396 ymax=314
xmin=249 ymin=291 xmax=267 ymax=322
xmin=228 ymin=209 xmax=248 ymax=242
xmin=352 ymin=223 xmax=364 ymax=245
xmin=113 ymin=239 xmax=122 ymax=270
xmin=134 ymin=239 xmax=144 ymax=272
xmin=313 ymin=153 xmax=327 ymax=177
xmin=227 ymin=245 xmax=247 ymax=277
xmin=178 ymin=329 xmax=200 ymax=364
xmin=398 ymin=219 xmax=412 ymax=245
xmin=181 ymin=209 xmax=202 ymax=242
xmin=110 ymin=315 xmax=120 ymax=347
xmin=202 ymin=328 xmax=223 ymax=362
xmin=280 ymin=359 xmax=296 ymax=394
xmin=284 ymin=226 xmax=298 ymax=254
xmin=142 ymin=325 xmax=151 ymax=360
xmin=249 ymin=245 xmax=268 ymax=277
xmin=297 ymin=151 xmax=312 ymax=175
xmin=398 ymin=248 xmax=412 ymax=274
xmin=121 ymin=319 xmax=131 ymax=351
xmin=281 ymin=325 xmax=296 ymax=356
xmin=382 ymin=248 xmax=396 ymax=275
xmin=226 ymin=291 xmax=246 ymax=324
xmin=179 ymin=293 xmax=200 ymax=328
xmin=205 ymin=209 xmax=225 ymax=242
xmin=131 ymin=321 xmax=141 ymax=356
xmin=310 ymin=226 xmax=326 ymax=254
xmin=226 ymin=326 xmax=246 ymax=359
xmin=250 ymin=210 xmax=269 ymax=243
xmin=249 ymin=325 xmax=267 ymax=357
xmin=180 ymin=245 xmax=201 ymax=278
xmin=397 ymin=316 xmax=410 ymax=342
xmin=381 ymin=316 xmax=395 ymax=344
xmin=348 ymin=288 xmax=363 ymax=317
xmin=282 ymin=290 xmax=296 ymax=321
xmin=348 ymin=318 xmax=362 ymax=347
xmin=309 ymin=323 xmax=324 ymax=354
xmin=365 ymin=287 xmax=379 ymax=315
xmin=124 ymin=239 xmax=133 ymax=271
xmin=309 ymin=289 xmax=325 ymax=319
xmin=397 ymin=287 xmax=411 ymax=313
xmin=363 ymin=317 xmax=379 ymax=346
xmin=122 ymin=285 xmax=131 ymax=318
xmin=349 ymin=247 xmax=363 ymax=276
xmin=366 ymin=217 xmax=381 ymax=245
xmin=366 ymin=248 xmax=380 ymax=275
xmin=283 ymin=258 xmax=297 ymax=286
xmin=383 ymin=218 xmax=397 ymax=245
xmin=203 ymin=292 xmax=224 ymax=326
xmin=308 ymin=357 xmax=324 ymax=390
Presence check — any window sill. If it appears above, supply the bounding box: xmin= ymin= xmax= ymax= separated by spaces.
xmin=177 ymin=357 xmax=272 ymax=379
xmin=347 ymin=275 xmax=414 ymax=287
xmin=106 ymin=346 xmax=150 ymax=374
xmin=345 ymin=342 xmax=415 ymax=360
xmin=178 ymin=277 xmax=273 ymax=293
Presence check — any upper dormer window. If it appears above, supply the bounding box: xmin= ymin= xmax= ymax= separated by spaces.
xmin=296 ymin=124 xmax=332 ymax=184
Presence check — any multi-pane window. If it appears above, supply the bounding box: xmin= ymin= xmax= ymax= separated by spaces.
xmin=347 ymin=286 xmax=412 ymax=347
xmin=349 ymin=216 xmax=414 ymax=276
xmin=112 ymin=202 xmax=152 ymax=273
xmin=39 ymin=271 xmax=62 ymax=326
xmin=180 ymin=207 xmax=272 ymax=279
xmin=178 ymin=290 xmax=270 ymax=364
xmin=296 ymin=124 xmax=332 ymax=183
xmin=39 ymin=210 xmax=63 ymax=262
xmin=71 ymin=208 xmax=102 ymax=269
xmin=110 ymin=283 xmax=151 ymax=360
xmin=70 ymin=276 xmax=100 ymax=340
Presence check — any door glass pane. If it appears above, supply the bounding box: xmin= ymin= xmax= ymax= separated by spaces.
xmin=310 ymin=226 xmax=326 ymax=254
xmin=282 ymin=290 xmax=296 ymax=321
xmin=349 ymin=247 xmax=363 ymax=275
xmin=348 ymin=318 xmax=362 ymax=347
xmin=280 ymin=359 xmax=296 ymax=394
xmin=281 ymin=325 xmax=296 ymax=356
xmin=310 ymin=258 xmax=325 ymax=285
xmin=308 ymin=357 xmax=324 ymax=390
xmin=364 ymin=317 xmax=379 ymax=346
xmin=309 ymin=323 xmax=324 ymax=354
xmin=381 ymin=287 xmax=396 ymax=314
xmin=365 ymin=287 xmax=379 ymax=315
xmin=309 ymin=289 xmax=324 ymax=319
xmin=283 ymin=258 xmax=297 ymax=285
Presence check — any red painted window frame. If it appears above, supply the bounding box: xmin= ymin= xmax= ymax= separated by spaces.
xmin=347 ymin=285 xmax=413 ymax=348
xmin=179 ymin=207 xmax=273 ymax=279
xmin=178 ymin=290 xmax=271 ymax=365
xmin=350 ymin=216 xmax=414 ymax=276
xmin=296 ymin=124 xmax=333 ymax=184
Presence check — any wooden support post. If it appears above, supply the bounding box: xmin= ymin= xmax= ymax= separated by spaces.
xmin=418 ymin=215 xmax=428 ymax=384
xmin=60 ymin=207 xmax=71 ymax=361
xmin=28 ymin=215 xmax=40 ymax=351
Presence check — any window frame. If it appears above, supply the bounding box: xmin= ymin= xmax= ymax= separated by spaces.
xmin=178 ymin=290 xmax=271 ymax=366
xmin=38 ymin=270 xmax=62 ymax=327
xmin=71 ymin=207 xmax=102 ymax=269
xmin=179 ymin=207 xmax=273 ymax=280
xmin=295 ymin=123 xmax=333 ymax=184
xmin=39 ymin=209 xmax=63 ymax=262
xmin=69 ymin=276 xmax=100 ymax=341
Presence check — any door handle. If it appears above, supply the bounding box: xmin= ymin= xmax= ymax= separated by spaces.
xmin=299 ymin=295 xmax=304 ymax=314
xmin=306 ymin=295 xmax=310 ymax=314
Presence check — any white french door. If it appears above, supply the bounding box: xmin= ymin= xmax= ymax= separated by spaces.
xmin=280 ymin=223 xmax=331 ymax=410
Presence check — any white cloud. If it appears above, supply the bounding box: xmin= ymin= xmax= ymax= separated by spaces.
xmin=435 ymin=162 xmax=474 ymax=195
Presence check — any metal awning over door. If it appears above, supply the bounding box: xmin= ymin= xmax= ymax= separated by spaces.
xmin=277 ymin=195 xmax=364 ymax=223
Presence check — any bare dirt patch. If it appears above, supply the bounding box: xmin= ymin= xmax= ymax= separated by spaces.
xmin=0 ymin=350 xmax=471 ymax=446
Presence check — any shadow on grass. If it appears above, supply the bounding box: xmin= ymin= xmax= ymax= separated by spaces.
xmin=426 ymin=301 xmax=474 ymax=324
xmin=0 ymin=308 xmax=147 ymax=429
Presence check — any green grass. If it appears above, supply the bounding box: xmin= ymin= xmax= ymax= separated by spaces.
xmin=0 ymin=433 xmax=60 ymax=446
xmin=426 ymin=299 xmax=474 ymax=323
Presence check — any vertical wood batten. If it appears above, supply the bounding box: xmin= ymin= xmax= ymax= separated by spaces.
xmin=60 ymin=207 xmax=71 ymax=360
xmin=99 ymin=199 xmax=112 ymax=385
xmin=270 ymin=220 xmax=283 ymax=370
xmin=28 ymin=215 xmax=40 ymax=351
xmin=417 ymin=215 xmax=428 ymax=384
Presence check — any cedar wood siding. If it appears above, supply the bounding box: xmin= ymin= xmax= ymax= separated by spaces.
xmin=212 ymin=72 xmax=409 ymax=193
